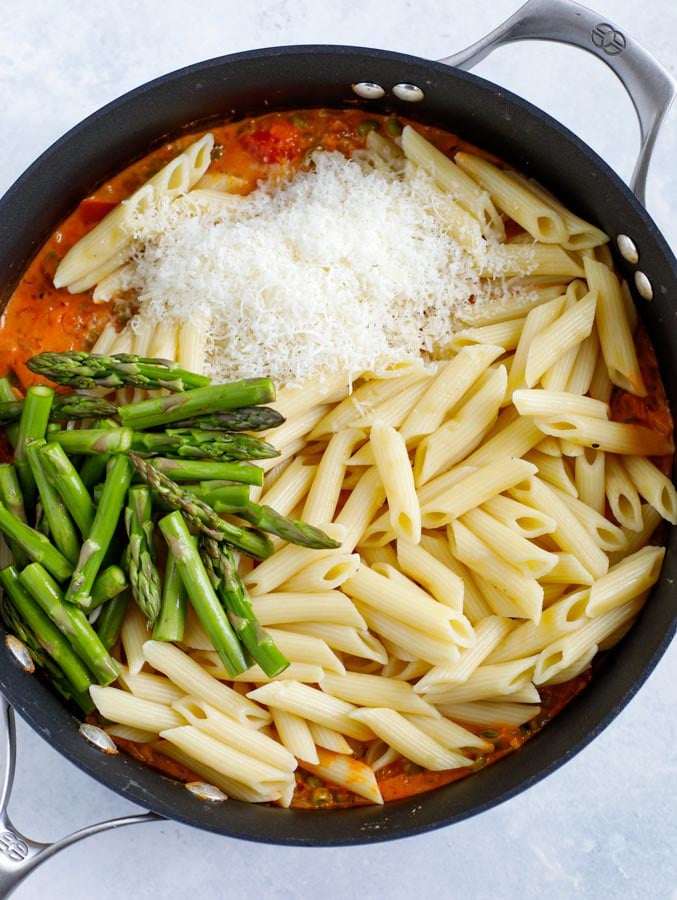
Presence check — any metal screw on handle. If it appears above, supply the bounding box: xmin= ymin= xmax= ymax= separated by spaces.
xmin=0 ymin=696 xmax=159 ymax=899
xmin=438 ymin=0 xmax=677 ymax=206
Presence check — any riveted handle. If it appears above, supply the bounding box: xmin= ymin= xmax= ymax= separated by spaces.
xmin=439 ymin=0 xmax=677 ymax=205
xmin=0 ymin=695 xmax=160 ymax=899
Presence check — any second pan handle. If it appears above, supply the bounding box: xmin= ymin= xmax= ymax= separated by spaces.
xmin=438 ymin=0 xmax=677 ymax=205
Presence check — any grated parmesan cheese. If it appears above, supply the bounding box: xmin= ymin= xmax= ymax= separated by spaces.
xmin=110 ymin=150 xmax=517 ymax=386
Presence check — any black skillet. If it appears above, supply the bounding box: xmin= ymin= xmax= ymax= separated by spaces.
xmin=0 ymin=0 xmax=674 ymax=894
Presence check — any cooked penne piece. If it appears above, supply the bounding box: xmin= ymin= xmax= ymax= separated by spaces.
xmin=414 ymin=365 xmax=507 ymax=485
xmin=143 ymin=640 xmax=270 ymax=726
xmin=301 ymin=428 xmax=365 ymax=524
xmin=321 ymin=672 xmax=439 ymax=717
xmin=286 ymin=622 xmax=389 ymax=664
xmin=395 ymin=538 xmax=464 ymax=612
xmin=436 ymin=701 xmax=541 ymax=727
xmin=172 ymin=697 xmax=297 ymax=771
xmin=302 ymin=748 xmax=383 ymax=804
xmin=414 ymin=616 xmax=513 ymax=691
xmin=513 ymin=389 xmax=608 ymax=420
xmin=251 ymin=591 xmax=366 ymax=628
xmin=524 ymin=449 xmax=578 ymax=497
xmin=247 ymin=681 xmax=375 ymax=742
xmin=308 ymin=723 xmax=353 ymax=755
xmin=54 ymin=134 xmax=214 ymax=291
xmin=401 ymin=126 xmax=504 ymax=240
xmin=160 ymin=725 xmax=295 ymax=802
xmin=622 ymin=455 xmax=677 ymax=524
xmin=524 ymin=290 xmax=597 ymax=387
xmin=459 ymin=507 xmax=559 ymax=579
xmin=585 ymin=546 xmax=665 ymax=617
xmin=419 ymin=656 xmax=539 ymax=704
xmin=448 ymin=520 xmax=544 ymax=623
xmin=243 ymin=523 xmax=346 ymax=595
xmin=90 ymin=685 xmax=185 ymax=733
xmin=455 ymin=152 xmax=568 ymax=244
xmin=271 ymin=708 xmax=318 ymax=764
xmin=583 ymin=257 xmax=646 ymax=396
xmin=605 ymin=454 xmax=643 ymax=531
xmin=370 ymin=422 xmax=421 ymax=543
xmin=480 ymin=244 xmax=585 ymax=279
xmin=120 ymin=602 xmax=150 ymax=675
xmin=509 ymin=476 xmax=609 ymax=580
xmin=348 ymin=707 xmax=471 ymax=771
xmin=399 ymin=346 xmax=504 ymax=447
xmin=419 ymin=458 xmax=537 ymax=528
xmin=449 ymin=321 xmax=524 ymax=352
xmin=480 ymin=494 xmax=556 ymax=538
xmin=574 ymin=447 xmax=606 ymax=515
xmin=258 ymin=457 xmax=318 ymax=519
xmin=116 ymin=667 xmax=185 ymax=705
xmin=352 ymin=603 xmax=461 ymax=667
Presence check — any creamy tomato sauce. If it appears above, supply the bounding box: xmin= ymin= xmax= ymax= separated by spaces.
xmin=0 ymin=108 xmax=672 ymax=810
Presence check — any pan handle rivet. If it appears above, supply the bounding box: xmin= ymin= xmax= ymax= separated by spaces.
xmin=392 ymin=83 xmax=425 ymax=102
xmin=352 ymin=82 xmax=385 ymax=100
xmin=617 ymin=234 xmax=639 ymax=264
xmin=5 ymin=635 xmax=34 ymax=672
xmin=186 ymin=781 xmax=228 ymax=802
xmin=79 ymin=723 xmax=119 ymax=754
xmin=634 ymin=270 xmax=653 ymax=301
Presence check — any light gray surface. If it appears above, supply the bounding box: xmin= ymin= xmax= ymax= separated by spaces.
xmin=0 ymin=1 xmax=675 ymax=898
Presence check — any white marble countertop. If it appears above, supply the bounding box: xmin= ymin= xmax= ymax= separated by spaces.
xmin=0 ymin=1 xmax=675 ymax=898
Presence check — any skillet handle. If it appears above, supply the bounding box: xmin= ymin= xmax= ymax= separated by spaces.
xmin=438 ymin=0 xmax=677 ymax=205
xmin=0 ymin=695 xmax=160 ymax=899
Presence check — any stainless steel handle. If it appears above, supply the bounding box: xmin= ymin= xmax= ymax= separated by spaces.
xmin=438 ymin=0 xmax=677 ymax=205
xmin=0 ymin=695 xmax=160 ymax=899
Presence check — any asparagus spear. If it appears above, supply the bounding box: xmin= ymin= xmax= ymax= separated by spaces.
xmin=95 ymin=589 xmax=130 ymax=651
xmin=169 ymin=406 xmax=285 ymax=433
xmin=118 ymin=378 xmax=275 ymax=430
xmin=48 ymin=427 xmax=133 ymax=455
xmin=124 ymin=485 xmax=162 ymax=625
xmin=78 ymin=418 xmax=119 ymax=490
xmin=66 ymin=454 xmax=134 ymax=609
xmin=14 ymin=384 xmax=54 ymax=506
xmin=90 ymin=564 xmax=128 ymax=609
xmin=38 ymin=441 xmax=95 ymax=536
xmin=0 ymin=464 xmax=30 ymax=566
xmin=150 ymin=457 xmax=264 ymax=486
xmin=152 ymin=552 xmax=187 ymax=642
xmin=199 ymin=536 xmax=289 ymax=677
xmin=128 ymin=453 xmax=273 ymax=560
xmin=237 ymin=502 xmax=341 ymax=550
xmin=158 ymin=511 xmax=247 ymax=676
xmin=0 ymin=565 xmax=94 ymax=697
xmin=0 ymin=378 xmax=20 ymax=446
xmin=0 ymin=395 xmax=118 ymax=426
xmin=26 ymin=351 xmax=211 ymax=392
xmin=0 ymin=500 xmax=73 ymax=581
xmin=24 ymin=439 xmax=81 ymax=565
xmin=18 ymin=562 xmax=120 ymax=685
xmin=130 ymin=429 xmax=280 ymax=461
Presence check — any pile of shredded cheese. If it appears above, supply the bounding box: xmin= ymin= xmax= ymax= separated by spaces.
xmin=119 ymin=151 xmax=502 ymax=385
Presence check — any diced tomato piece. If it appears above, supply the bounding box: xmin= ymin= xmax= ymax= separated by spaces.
xmin=78 ymin=198 xmax=117 ymax=225
xmin=241 ymin=120 xmax=304 ymax=164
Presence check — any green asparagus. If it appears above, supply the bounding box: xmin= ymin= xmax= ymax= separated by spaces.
xmin=125 ymin=485 xmax=162 ymax=625
xmin=66 ymin=454 xmax=134 ymax=609
xmin=48 ymin=427 xmax=133 ymax=455
xmin=0 ymin=394 xmax=118 ymax=426
xmin=130 ymin=428 xmax=279 ymax=461
xmin=237 ymin=502 xmax=341 ymax=550
xmin=90 ymin=564 xmax=128 ymax=609
xmin=158 ymin=511 xmax=247 ymax=677
xmin=199 ymin=536 xmax=289 ymax=677
xmin=0 ymin=500 xmax=73 ymax=581
xmin=0 ymin=464 xmax=30 ymax=566
xmin=129 ymin=453 xmax=273 ymax=560
xmin=118 ymin=378 xmax=276 ymax=430
xmin=152 ymin=552 xmax=187 ymax=642
xmin=0 ymin=378 xmax=20 ymax=446
xmin=0 ymin=565 xmax=94 ymax=696
xmin=169 ymin=406 xmax=285 ymax=432
xmin=150 ymin=457 xmax=264 ymax=486
xmin=18 ymin=562 xmax=120 ymax=685
xmin=26 ymin=351 xmax=211 ymax=392
xmin=14 ymin=384 xmax=54 ymax=506
xmin=95 ymin=589 xmax=130 ymax=651
xmin=25 ymin=439 xmax=81 ymax=565
xmin=38 ymin=441 xmax=95 ymax=536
